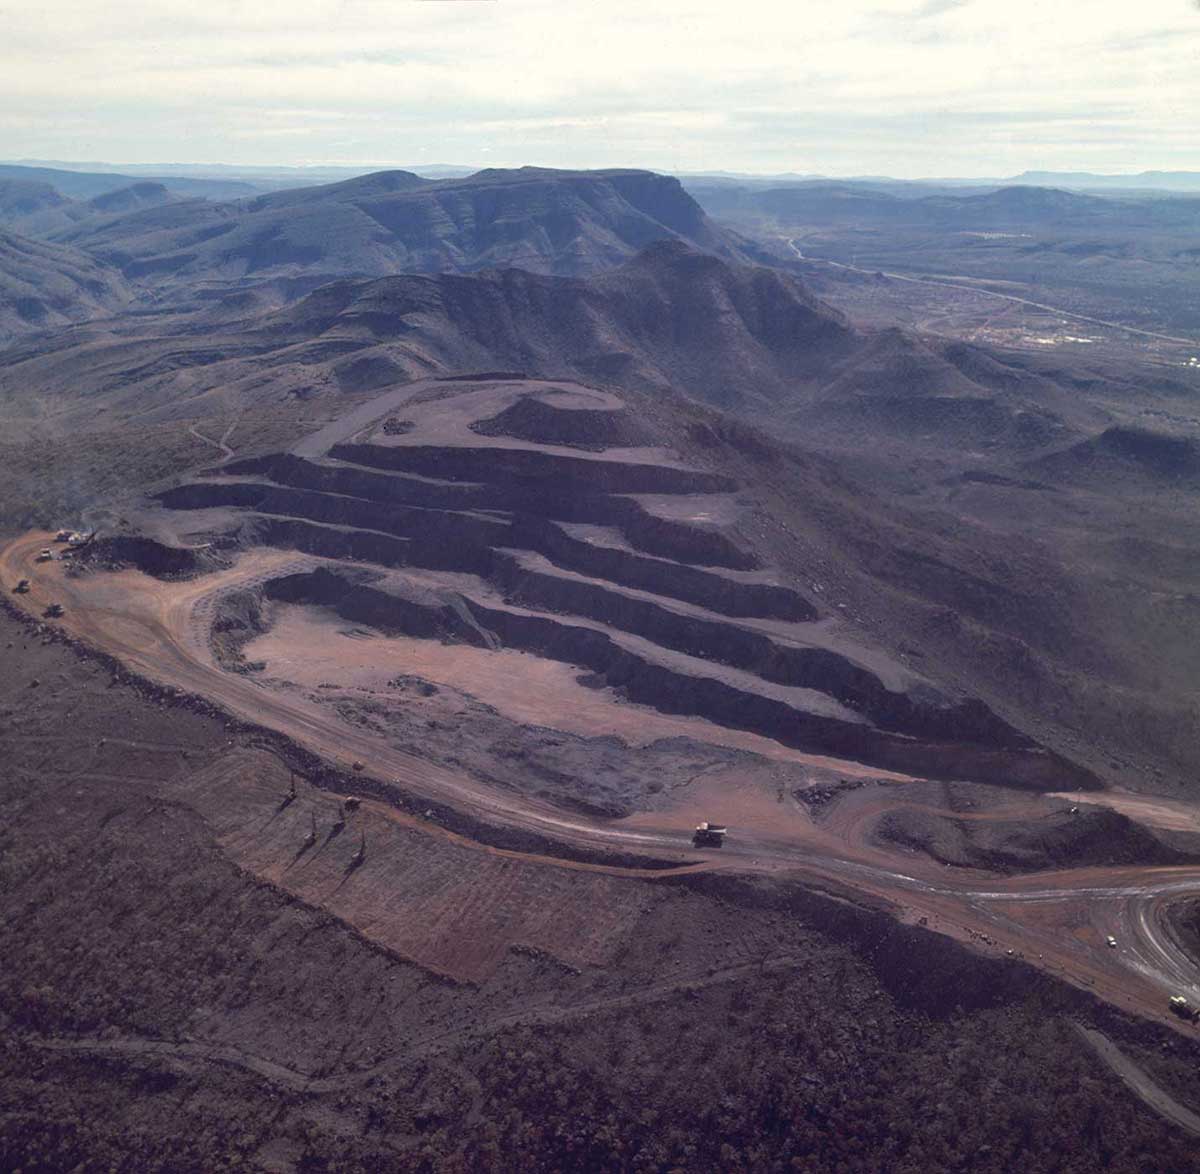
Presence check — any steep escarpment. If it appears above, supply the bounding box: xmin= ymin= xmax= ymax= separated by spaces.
xmin=142 ymin=376 xmax=1095 ymax=791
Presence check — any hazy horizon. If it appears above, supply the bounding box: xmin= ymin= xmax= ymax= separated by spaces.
xmin=6 ymin=158 xmax=1200 ymax=184
xmin=3 ymin=0 xmax=1197 ymax=178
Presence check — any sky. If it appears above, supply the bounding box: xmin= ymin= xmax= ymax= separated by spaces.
xmin=2 ymin=0 xmax=1198 ymax=177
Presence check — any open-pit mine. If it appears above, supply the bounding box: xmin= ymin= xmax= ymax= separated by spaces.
xmin=7 ymin=374 xmax=1200 ymax=1044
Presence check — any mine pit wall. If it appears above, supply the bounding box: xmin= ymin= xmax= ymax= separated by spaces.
xmin=166 ymin=468 xmax=758 ymax=574
xmin=219 ymin=452 xmax=758 ymax=570
xmin=78 ymin=535 xmax=216 ymax=578
xmin=251 ymin=518 xmax=492 ymax=577
xmin=616 ymin=509 xmax=759 ymax=571
xmin=490 ymin=549 xmax=1025 ymax=747
xmin=510 ymin=515 xmax=810 ymax=619
xmin=208 ymin=587 xmax=270 ymax=671
xmin=156 ymin=483 xmax=810 ymax=620
xmin=160 ymin=482 xmax=512 ymax=552
xmin=263 ymin=568 xmax=1096 ymax=790
xmin=327 ymin=442 xmax=740 ymax=496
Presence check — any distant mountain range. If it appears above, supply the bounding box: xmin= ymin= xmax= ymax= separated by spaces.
xmin=686 ymin=180 xmax=1200 ymax=229
xmin=0 ymin=162 xmax=256 ymax=201
xmin=681 ymin=169 xmax=1200 ymax=194
xmin=0 ymin=167 xmax=753 ymax=315
xmin=0 ymin=160 xmax=1193 ymax=357
xmin=1005 ymin=170 xmax=1200 ymax=193
xmin=10 ymin=159 xmax=1200 ymax=198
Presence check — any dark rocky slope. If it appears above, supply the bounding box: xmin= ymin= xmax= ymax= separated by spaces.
xmin=50 ymin=166 xmax=755 ymax=292
xmin=0 ymin=230 xmax=133 ymax=342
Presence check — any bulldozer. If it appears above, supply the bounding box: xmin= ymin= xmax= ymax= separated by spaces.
xmin=43 ymin=603 xmax=64 ymax=619
xmin=13 ymin=579 xmax=30 ymax=594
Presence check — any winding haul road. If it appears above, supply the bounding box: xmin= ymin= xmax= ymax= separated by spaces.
xmin=5 ymin=529 xmax=1200 ymax=1038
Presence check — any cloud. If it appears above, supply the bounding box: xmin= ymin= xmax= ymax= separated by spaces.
xmin=0 ymin=0 xmax=1196 ymax=175
xmin=914 ymin=0 xmax=971 ymax=17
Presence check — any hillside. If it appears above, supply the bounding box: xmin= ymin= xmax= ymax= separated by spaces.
xmin=83 ymin=181 xmax=176 ymax=216
xmin=0 ymin=229 xmax=133 ymax=343
xmin=48 ymin=166 xmax=754 ymax=293
xmin=1029 ymin=426 xmax=1200 ymax=490
xmin=0 ymin=177 xmax=70 ymax=223
xmin=3 ymin=240 xmax=1108 ymax=440
xmin=688 ymin=179 xmax=1200 ymax=230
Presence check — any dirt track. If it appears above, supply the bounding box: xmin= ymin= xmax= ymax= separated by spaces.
xmin=1076 ymin=1025 xmax=1200 ymax=1137
xmin=5 ymin=529 xmax=1200 ymax=1033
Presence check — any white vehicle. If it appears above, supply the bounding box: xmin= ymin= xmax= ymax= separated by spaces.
xmin=1105 ymin=935 xmax=1117 ymax=948
xmin=1169 ymin=995 xmax=1199 ymax=1022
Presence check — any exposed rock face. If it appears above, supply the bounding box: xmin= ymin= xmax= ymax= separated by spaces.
xmin=144 ymin=375 xmax=1096 ymax=791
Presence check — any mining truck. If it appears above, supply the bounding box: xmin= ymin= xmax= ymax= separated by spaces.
xmin=43 ymin=603 xmax=64 ymax=619
xmin=35 ymin=549 xmax=54 ymax=563
xmin=1168 ymin=996 xmax=1199 ymax=1023
xmin=693 ymin=821 xmax=728 ymax=847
